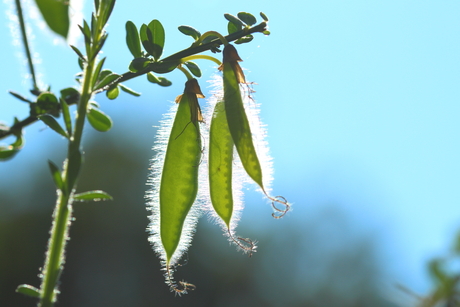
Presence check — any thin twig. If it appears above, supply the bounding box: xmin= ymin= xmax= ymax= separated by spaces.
xmin=14 ymin=0 xmax=39 ymax=92
xmin=0 ymin=22 xmax=268 ymax=141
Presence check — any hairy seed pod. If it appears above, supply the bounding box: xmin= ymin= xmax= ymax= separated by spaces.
xmin=220 ymin=44 xmax=264 ymax=190
xmin=146 ymin=78 xmax=204 ymax=293
xmin=209 ymin=95 xmax=256 ymax=255
xmin=209 ymin=98 xmax=233 ymax=226
xmin=220 ymin=44 xmax=290 ymax=218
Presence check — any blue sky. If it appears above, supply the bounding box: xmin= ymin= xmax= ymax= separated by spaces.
xmin=1 ymin=0 xmax=460 ymax=298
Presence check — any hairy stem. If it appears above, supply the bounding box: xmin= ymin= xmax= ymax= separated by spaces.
xmin=38 ymin=13 xmax=101 ymax=307
xmin=14 ymin=0 xmax=39 ymax=92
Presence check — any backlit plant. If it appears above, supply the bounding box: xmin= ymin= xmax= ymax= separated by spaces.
xmin=1 ymin=0 xmax=290 ymax=304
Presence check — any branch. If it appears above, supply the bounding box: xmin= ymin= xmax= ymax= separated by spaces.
xmin=0 ymin=22 xmax=268 ymax=141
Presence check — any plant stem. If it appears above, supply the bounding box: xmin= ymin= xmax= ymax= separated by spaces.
xmin=14 ymin=0 xmax=39 ymax=92
xmin=38 ymin=20 xmax=99 ymax=307
xmin=38 ymin=192 xmax=72 ymax=307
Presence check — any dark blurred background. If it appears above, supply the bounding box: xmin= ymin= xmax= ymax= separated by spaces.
xmin=0 ymin=125 xmax=402 ymax=306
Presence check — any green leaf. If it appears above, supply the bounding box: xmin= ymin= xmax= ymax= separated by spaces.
xmin=98 ymin=69 xmax=113 ymax=81
xmin=98 ymin=0 xmax=115 ymax=28
xmin=48 ymin=160 xmax=64 ymax=191
xmin=93 ymin=33 xmax=108 ymax=60
xmin=178 ymin=25 xmax=201 ymax=41
xmin=60 ymin=87 xmax=80 ymax=104
xmin=119 ymin=84 xmax=141 ymax=96
xmin=262 ymin=30 xmax=271 ymax=35
xmin=148 ymin=19 xmax=165 ymax=60
xmin=0 ymin=146 xmax=20 ymax=161
xmin=224 ymin=13 xmax=244 ymax=28
xmin=235 ymin=34 xmax=254 ymax=45
xmin=36 ymin=92 xmax=60 ymax=117
xmin=157 ymin=77 xmax=172 ymax=87
xmin=237 ymin=12 xmax=257 ymax=26
xmin=91 ymin=57 xmax=106 ymax=89
xmin=129 ymin=57 xmax=151 ymax=72
xmin=150 ymin=60 xmax=180 ymax=74
xmin=34 ymin=0 xmax=69 ymax=38
xmin=9 ymin=91 xmax=32 ymax=103
xmin=106 ymin=86 xmax=120 ymax=100
xmin=39 ymin=115 xmax=69 ymax=139
xmin=70 ymin=45 xmax=86 ymax=61
xmin=260 ymin=12 xmax=269 ymax=22
xmin=147 ymin=72 xmax=160 ymax=83
xmin=87 ymin=107 xmax=113 ymax=132
xmin=59 ymin=98 xmax=72 ymax=136
xmin=78 ymin=57 xmax=84 ymax=70
xmin=227 ymin=22 xmax=239 ymax=35
xmin=73 ymin=190 xmax=113 ymax=202
xmin=184 ymin=61 xmax=202 ymax=78
xmin=16 ymin=284 xmax=40 ymax=298
xmin=125 ymin=21 xmax=142 ymax=58
xmin=94 ymin=73 xmax=120 ymax=91
xmin=139 ymin=24 xmax=156 ymax=56
xmin=202 ymin=35 xmax=219 ymax=45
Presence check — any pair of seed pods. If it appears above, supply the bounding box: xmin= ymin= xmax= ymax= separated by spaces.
xmin=149 ymin=44 xmax=289 ymax=293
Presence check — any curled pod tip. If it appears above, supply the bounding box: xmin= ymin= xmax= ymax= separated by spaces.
xmin=220 ymin=45 xmax=291 ymax=218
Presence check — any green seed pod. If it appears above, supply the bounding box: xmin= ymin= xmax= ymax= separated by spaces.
xmin=208 ymin=91 xmax=256 ymax=255
xmin=146 ymin=78 xmax=204 ymax=294
xmin=220 ymin=44 xmax=290 ymax=218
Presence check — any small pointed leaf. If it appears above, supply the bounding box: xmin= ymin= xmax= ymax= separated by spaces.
xmin=73 ymin=190 xmax=113 ymax=202
xmin=91 ymin=57 xmax=106 ymax=89
xmin=178 ymin=25 xmax=201 ymax=40
xmin=237 ymin=12 xmax=257 ymax=26
xmin=70 ymin=45 xmax=86 ymax=61
xmin=119 ymin=84 xmax=141 ymax=96
xmin=9 ymin=91 xmax=32 ymax=103
xmin=125 ymin=21 xmax=142 ymax=58
xmin=260 ymin=12 xmax=269 ymax=22
xmin=16 ymin=284 xmax=40 ymax=298
xmin=39 ymin=115 xmax=69 ymax=138
xmin=59 ymin=98 xmax=72 ymax=136
xmin=87 ymin=108 xmax=113 ymax=132
xmin=48 ymin=160 xmax=64 ymax=190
